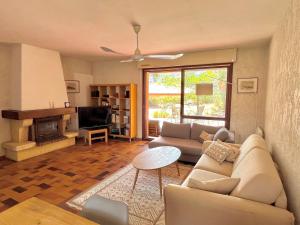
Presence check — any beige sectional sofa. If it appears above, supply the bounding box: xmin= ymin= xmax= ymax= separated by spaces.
xmin=149 ymin=122 xmax=235 ymax=163
xmin=164 ymin=134 xmax=295 ymax=225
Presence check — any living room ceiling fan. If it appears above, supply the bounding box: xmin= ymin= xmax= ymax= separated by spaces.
xmin=100 ymin=24 xmax=184 ymax=63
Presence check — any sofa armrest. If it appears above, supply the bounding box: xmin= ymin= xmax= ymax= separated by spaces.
xmin=164 ymin=184 xmax=294 ymax=225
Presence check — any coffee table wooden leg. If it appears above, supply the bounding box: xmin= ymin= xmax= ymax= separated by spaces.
xmin=132 ymin=169 xmax=140 ymax=190
xmin=176 ymin=162 xmax=180 ymax=176
xmin=88 ymin=132 xmax=92 ymax=145
xmin=104 ymin=130 xmax=108 ymax=143
xmin=158 ymin=168 xmax=162 ymax=196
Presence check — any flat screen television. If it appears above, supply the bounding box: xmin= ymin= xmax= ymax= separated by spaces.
xmin=77 ymin=106 xmax=111 ymax=129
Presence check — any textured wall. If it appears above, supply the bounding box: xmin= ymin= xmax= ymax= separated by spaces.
xmin=0 ymin=44 xmax=12 ymax=156
xmin=231 ymin=45 xmax=269 ymax=143
xmin=264 ymin=0 xmax=300 ymax=223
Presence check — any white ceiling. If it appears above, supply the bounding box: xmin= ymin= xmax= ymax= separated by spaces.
xmin=0 ymin=0 xmax=289 ymax=60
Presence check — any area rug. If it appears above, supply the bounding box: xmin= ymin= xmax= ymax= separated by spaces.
xmin=67 ymin=163 xmax=192 ymax=225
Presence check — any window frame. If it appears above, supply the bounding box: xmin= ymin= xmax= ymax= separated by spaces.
xmin=142 ymin=63 xmax=233 ymax=139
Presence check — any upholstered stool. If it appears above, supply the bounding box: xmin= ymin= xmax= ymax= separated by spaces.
xmin=81 ymin=195 xmax=128 ymax=225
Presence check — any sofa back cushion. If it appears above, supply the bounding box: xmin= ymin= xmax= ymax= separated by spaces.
xmin=230 ymin=149 xmax=283 ymax=204
xmin=233 ymin=134 xmax=268 ymax=170
xmin=161 ymin=122 xmax=191 ymax=139
xmin=190 ymin=123 xmax=222 ymax=141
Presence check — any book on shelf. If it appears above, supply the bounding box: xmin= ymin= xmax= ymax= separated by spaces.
xmin=124 ymin=116 xmax=129 ymax=124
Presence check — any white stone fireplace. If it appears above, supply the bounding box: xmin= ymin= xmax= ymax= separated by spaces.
xmin=1 ymin=108 xmax=77 ymax=161
xmin=1 ymin=43 xmax=78 ymax=161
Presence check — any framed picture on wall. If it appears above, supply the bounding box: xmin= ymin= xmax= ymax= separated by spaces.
xmin=237 ymin=77 xmax=258 ymax=93
xmin=65 ymin=80 xmax=80 ymax=93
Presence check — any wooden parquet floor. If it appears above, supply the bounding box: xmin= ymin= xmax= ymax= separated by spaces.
xmin=0 ymin=140 xmax=148 ymax=213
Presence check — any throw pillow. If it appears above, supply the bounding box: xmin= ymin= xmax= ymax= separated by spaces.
xmin=213 ymin=127 xmax=229 ymax=142
xmin=199 ymin=131 xmax=213 ymax=142
xmin=204 ymin=141 xmax=230 ymax=164
xmin=187 ymin=177 xmax=240 ymax=194
xmin=217 ymin=140 xmax=240 ymax=162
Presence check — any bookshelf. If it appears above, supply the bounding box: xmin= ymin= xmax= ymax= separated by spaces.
xmin=90 ymin=83 xmax=137 ymax=141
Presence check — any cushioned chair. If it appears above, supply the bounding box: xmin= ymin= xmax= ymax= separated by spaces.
xmin=81 ymin=195 xmax=129 ymax=225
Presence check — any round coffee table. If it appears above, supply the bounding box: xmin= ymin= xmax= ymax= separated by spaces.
xmin=132 ymin=146 xmax=181 ymax=196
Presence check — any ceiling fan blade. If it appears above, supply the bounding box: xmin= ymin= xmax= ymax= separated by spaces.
xmin=144 ymin=53 xmax=184 ymax=60
xmin=120 ymin=59 xmax=135 ymax=63
xmin=100 ymin=46 xmax=123 ymax=55
xmin=120 ymin=56 xmax=144 ymax=63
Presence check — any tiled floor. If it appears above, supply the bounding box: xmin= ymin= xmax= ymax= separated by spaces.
xmin=0 ymin=139 xmax=148 ymax=213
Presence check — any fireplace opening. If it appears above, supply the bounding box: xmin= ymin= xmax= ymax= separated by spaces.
xmin=33 ymin=116 xmax=65 ymax=145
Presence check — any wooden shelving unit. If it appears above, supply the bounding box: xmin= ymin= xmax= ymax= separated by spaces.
xmin=90 ymin=83 xmax=137 ymax=142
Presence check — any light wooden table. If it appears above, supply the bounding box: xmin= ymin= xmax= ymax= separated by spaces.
xmin=0 ymin=197 xmax=98 ymax=225
xmin=85 ymin=128 xmax=108 ymax=145
xmin=132 ymin=146 xmax=181 ymax=196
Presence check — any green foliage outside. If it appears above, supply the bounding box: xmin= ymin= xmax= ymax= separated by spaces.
xmin=149 ymin=69 xmax=227 ymax=120
xmin=153 ymin=111 xmax=171 ymax=118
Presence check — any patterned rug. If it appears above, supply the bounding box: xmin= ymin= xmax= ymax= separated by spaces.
xmin=67 ymin=163 xmax=192 ymax=225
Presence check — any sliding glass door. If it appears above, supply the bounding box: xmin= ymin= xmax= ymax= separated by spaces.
xmin=143 ymin=63 xmax=232 ymax=139
xmin=144 ymin=70 xmax=181 ymax=137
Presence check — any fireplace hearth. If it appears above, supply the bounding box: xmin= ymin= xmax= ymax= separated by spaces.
xmin=33 ymin=116 xmax=65 ymax=145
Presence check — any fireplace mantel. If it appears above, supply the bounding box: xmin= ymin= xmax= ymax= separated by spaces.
xmin=1 ymin=107 xmax=78 ymax=161
xmin=1 ymin=107 xmax=76 ymax=120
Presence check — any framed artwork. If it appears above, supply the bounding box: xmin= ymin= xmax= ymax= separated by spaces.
xmin=237 ymin=77 xmax=258 ymax=93
xmin=65 ymin=80 xmax=80 ymax=93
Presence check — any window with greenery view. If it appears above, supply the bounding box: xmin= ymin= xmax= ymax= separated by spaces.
xmin=146 ymin=64 xmax=232 ymax=133
xmin=183 ymin=68 xmax=227 ymax=118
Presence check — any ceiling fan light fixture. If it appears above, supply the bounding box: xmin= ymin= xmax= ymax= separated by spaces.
xmin=101 ymin=24 xmax=185 ymax=63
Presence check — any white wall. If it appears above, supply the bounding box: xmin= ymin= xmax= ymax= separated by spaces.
xmin=92 ymin=45 xmax=269 ymax=140
xmin=0 ymin=44 xmax=12 ymax=156
xmin=10 ymin=44 xmax=22 ymax=110
xmin=20 ymin=44 xmax=68 ymax=110
xmin=61 ymin=56 xmax=94 ymax=130
xmin=10 ymin=44 xmax=68 ymax=110
xmin=61 ymin=56 xmax=93 ymax=107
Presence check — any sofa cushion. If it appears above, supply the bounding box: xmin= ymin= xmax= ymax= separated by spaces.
xmin=233 ymin=134 xmax=268 ymax=171
xmin=230 ymin=149 xmax=283 ymax=204
xmin=190 ymin=123 xmax=222 ymax=141
xmin=148 ymin=136 xmax=202 ymax=156
xmin=182 ymin=168 xmax=227 ymax=187
xmin=204 ymin=141 xmax=230 ymax=164
xmin=194 ymin=154 xmax=233 ymax=176
xmin=199 ymin=131 xmax=213 ymax=141
xmin=217 ymin=140 xmax=240 ymax=162
xmin=187 ymin=177 xmax=240 ymax=194
xmin=161 ymin=122 xmax=191 ymax=139
xmin=213 ymin=127 xmax=229 ymax=141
